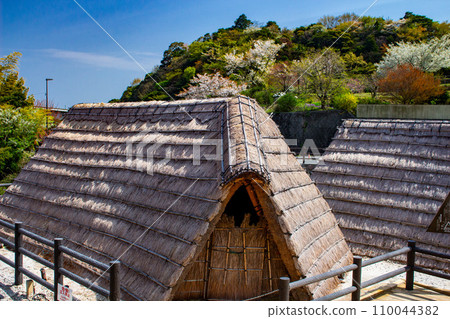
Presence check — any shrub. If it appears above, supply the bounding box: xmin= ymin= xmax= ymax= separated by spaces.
xmin=274 ymin=93 xmax=298 ymax=112
xmin=183 ymin=66 xmax=196 ymax=82
xmin=429 ymin=90 xmax=450 ymax=105
xmin=253 ymin=90 xmax=274 ymax=107
xmin=332 ymin=92 xmax=357 ymax=113
xmin=0 ymin=105 xmax=48 ymax=179
xmin=357 ymin=96 xmax=389 ymax=104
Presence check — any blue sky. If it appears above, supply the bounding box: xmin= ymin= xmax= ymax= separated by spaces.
xmin=1 ymin=0 xmax=449 ymax=108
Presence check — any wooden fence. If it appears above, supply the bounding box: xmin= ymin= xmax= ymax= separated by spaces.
xmin=1 ymin=220 xmax=448 ymax=302
xmin=277 ymin=240 xmax=450 ymax=301
xmin=0 ymin=220 xmax=120 ymax=301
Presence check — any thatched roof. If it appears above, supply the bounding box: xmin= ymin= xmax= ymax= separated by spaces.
xmin=0 ymin=96 xmax=351 ymax=300
xmin=312 ymin=119 xmax=450 ymax=271
xmin=428 ymin=192 xmax=450 ymax=233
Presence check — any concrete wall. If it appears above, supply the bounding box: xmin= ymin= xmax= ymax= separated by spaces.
xmin=271 ymin=110 xmax=354 ymax=154
xmin=357 ymin=104 xmax=450 ymax=120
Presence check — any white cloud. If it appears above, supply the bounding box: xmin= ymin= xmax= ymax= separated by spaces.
xmin=132 ymin=51 xmax=160 ymax=57
xmin=44 ymin=49 xmax=143 ymax=71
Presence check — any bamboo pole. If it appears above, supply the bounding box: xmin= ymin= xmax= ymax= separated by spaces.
xmin=203 ymin=239 xmax=211 ymax=300
xmin=223 ymin=231 xmax=231 ymax=284
xmin=243 ymin=232 xmax=248 ymax=285
xmin=267 ymin=237 xmax=273 ymax=291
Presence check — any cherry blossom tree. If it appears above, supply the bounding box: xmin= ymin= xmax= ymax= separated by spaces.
xmin=377 ymin=34 xmax=450 ymax=75
xmin=177 ymin=72 xmax=246 ymax=99
xmin=224 ymin=39 xmax=284 ymax=85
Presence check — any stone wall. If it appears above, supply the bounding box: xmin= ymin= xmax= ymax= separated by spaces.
xmin=271 ymin=110 xmax=354 ymax=154
xmin=357 ymin=104 xmax=450 ymax=120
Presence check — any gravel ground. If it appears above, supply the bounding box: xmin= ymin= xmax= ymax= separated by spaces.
xmin=1 ymin=247 xmax=448 ymax=301
xmin=0 ymin=247 xmax=104 ymax=301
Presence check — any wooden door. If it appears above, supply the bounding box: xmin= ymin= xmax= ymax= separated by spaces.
xmin=206 ymin=214 xmax=267 ymax=300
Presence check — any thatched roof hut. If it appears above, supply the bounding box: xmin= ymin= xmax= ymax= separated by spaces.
xmin=312 ymin=119 xmax=450 ymax=272
xmin=0 ymin=96 xmax=351 ymax=300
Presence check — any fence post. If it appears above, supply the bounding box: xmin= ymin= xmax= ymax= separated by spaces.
xmin=53 ymin=238 xmax=63 ymax=301
xmin=406 ymin=240 xmax=416 ymax=291
xmin=14 ymin=222 xmax=23 ymax=285
xmin=278 ymin=277 xmax=290 ymax=301
xmin=109 ymin=261 xmax=121 ymax=301
xmin=351 ymin=256 xmax=362 ymax=301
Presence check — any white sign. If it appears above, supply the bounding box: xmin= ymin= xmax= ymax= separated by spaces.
xmin=57 ymin=283 xmax=73 ymax=301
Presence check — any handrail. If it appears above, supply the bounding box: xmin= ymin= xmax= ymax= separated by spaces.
xmin=313 ymin=286 xmax=357 ymax=301
xmin=415 ymin=247 xmax=450 ymax=260
xmin=0 ymin=220 xmax=121 ymax=300
xmin=19 ymin=266 xmax=54 ymax=291
xmin=0 ymin=218 xmax=14 ymax=229
xmin=59 ymin=267 xmax=110 ymax=297
xmin=361 ymin=267 xmax=408 ymax=289
xmin=0 ymin=253 xmax=14 ymax=267
xmin=59 ymin=245 xmax=109 ymax=271
xmin=290 ymin=263 xmax=358 ymax=290
xmin=19 ymin=228 xmax=54 ymax=247
xmin=361 ymin=247 xmax=410 ymax=267
xmin=414 ymin=266 xmax=450 ymax=281
xmin=18 ymin=247 xmax=54 ymax=269
xmin=0 ymin=236 xmax=15 ymax=249
xmin=278 ymin=240 xmax=449 ymax=301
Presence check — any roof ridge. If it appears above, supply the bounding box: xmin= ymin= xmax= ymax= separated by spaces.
xmin=72 ymin=97 xmax=233 ymax=108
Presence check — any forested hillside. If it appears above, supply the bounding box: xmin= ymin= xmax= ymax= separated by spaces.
xmin=114 ymin=12 xmax=450 ymax=111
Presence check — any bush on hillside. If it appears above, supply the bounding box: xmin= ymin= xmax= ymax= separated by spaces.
xmin=378 ymin=64 xmax=444 ymax=104
xmin=0 ymin=105 xmax=48 ymax=180
xmin=332 ymin=92 xmax=357 ymax=114
xmin=274 ymin=93 xmax=298 ymax=112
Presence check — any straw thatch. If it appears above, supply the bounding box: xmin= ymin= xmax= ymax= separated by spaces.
xmin=428 ymin=192 xmax=450 ymax=233
xmin=312 ymin=119 xmax=450 ymax=272
xmin=0 ymin=96 xmax=351 ymax=300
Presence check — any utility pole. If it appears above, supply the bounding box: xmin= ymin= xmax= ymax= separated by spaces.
xmin=45 ymin=78 xmax=53 ymax=129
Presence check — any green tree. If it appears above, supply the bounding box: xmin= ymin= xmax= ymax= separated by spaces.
xmin=0 ymin=73 xmax=34 ymax=108
xmin=233 ymin=14 xmax=251 ymax=30
xmin=183 ymin=66 xmax=196 ymax=82
xmin=343 ymin=52 xmax=375 ymax=75
xmin=297 ymin=50 xmax=345 ymax=108
xmin=0 ymin=52 xmax=21 ymax=79
xmin=0 ymin=105 xmax=47 ymax=180
xmin=398 ymin=12 xmax=448 ymax=41
xmin=0 ymin=52 xmax=34 ymax=108
xmin=161 ymin=42 xmax=187 ymax=68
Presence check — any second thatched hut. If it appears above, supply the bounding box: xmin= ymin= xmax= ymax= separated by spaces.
xmin=312 ymin=119 xmax=450 ymax=272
